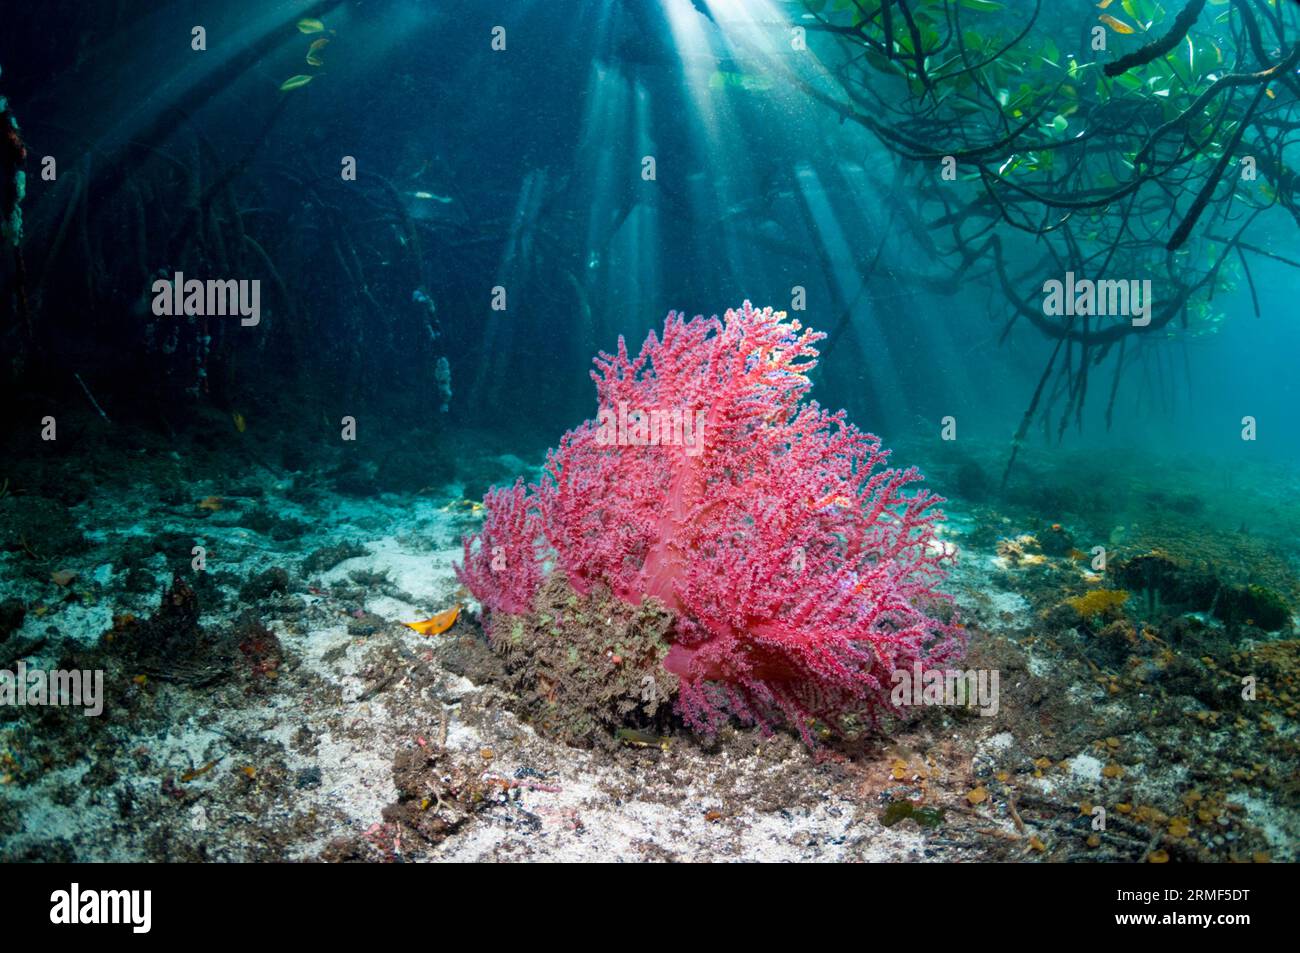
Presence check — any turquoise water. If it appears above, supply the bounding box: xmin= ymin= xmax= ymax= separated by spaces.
xmin=0 ymin=0 xmax=1297 ymax=863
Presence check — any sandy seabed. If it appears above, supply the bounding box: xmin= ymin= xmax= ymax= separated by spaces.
xmin=1 ymin=437 xmax=1296 ymax=862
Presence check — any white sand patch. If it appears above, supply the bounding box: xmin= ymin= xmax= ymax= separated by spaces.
xmin=1069 ymin=753 xmax=1104 ymax=782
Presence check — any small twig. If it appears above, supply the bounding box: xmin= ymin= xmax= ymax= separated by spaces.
xmin=354 ymin=672 xmax=398 ymax=703
xmin=1007 ymin=791 xmax=1026 ymax=834
xmin=74 ymin=372 xmax=111 ymax=423
xmin=18 ymin=534 xmax=46 ymax=563
xmin=971 ymin=826 xmax=1023 ymax=841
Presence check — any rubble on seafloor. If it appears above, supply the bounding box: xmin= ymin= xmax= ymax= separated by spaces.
xmin=0 ymin=431 xmax=1296 ymax=862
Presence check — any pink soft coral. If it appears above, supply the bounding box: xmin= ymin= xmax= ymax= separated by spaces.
xmin=457 ymin=302 xmax=962 ymax=742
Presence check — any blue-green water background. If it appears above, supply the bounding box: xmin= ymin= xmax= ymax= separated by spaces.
xmin=3 ymin=0 xmax=1297 ymax=476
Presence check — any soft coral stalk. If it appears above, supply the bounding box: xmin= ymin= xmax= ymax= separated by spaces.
xmin=458 ymin=302 xmax=961 ymax=742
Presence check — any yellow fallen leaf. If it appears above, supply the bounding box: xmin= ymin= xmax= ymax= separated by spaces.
xmin=1099 ymin=13 xmax=1135 ymax=34
xmin=403 ymin=605 xmax=461 ymax=636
